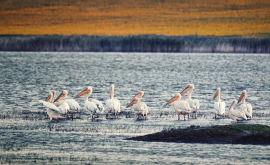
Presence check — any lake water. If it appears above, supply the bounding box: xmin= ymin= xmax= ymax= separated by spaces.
xmin=0 ymin=52 xmax=270 ymax=164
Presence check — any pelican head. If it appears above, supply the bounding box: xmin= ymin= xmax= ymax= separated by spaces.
xmin=54 ymin=90 xmax=68 ymax=102
xmin=75 ymin=86 xmax=92 ymax=98
xmin=130 ymin=91 xmax=144 ymax=101
xmin=229 ymin=99 xmax=237 ymax=110
xmin=213 ymin=87 xmax=221 ymax=100
xmin=180 ymin=84 xmax=194 ymax=95
xmin=166 ymin=93 xmax=181 ymax=105
xmin=126 ymin=97 xmax=139 ymax=108
xmin=238 ymin=90 xmax=247 ymax=104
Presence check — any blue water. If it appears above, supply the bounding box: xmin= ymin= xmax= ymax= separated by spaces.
xmin=0 ymin=52 xmax=270 ymax=164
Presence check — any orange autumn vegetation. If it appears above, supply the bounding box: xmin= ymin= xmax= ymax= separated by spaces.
xmin=0 ymin=0 xmax=270 ymax=37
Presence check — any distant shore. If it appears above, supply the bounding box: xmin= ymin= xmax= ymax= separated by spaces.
xmin=0 ymin=35 xmax=269 ymax=53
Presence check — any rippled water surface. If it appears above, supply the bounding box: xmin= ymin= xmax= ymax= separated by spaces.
xmin=0 ymin=52 xmax=270 ymax=164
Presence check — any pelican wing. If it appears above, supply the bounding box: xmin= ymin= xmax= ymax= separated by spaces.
xmin=112 ymin=98 xmax=121 ymax=113
xmin=65 ymin=99 xmax=81 ymax=113
xmin=46 ymin=109 xmax=65 ymax=121
xmin=230 ymin=109 xmax=247 ymax=120
xmin=39 ymin=100 xmax=60 ymax=112
xmin=85 ymin=101 xmax=98 ymax=114
xmin=240 ymin=103 xmax=252 ymax=118
xmin=214 ymin=101 xmax=225 ymax=114
xmin=39 ymin=100 xmax=69 ymax=114
xmin=247 ymin=103 xmax=252 ymax=114
xmin=106 ymin=98 xmax=121 ymax=113
xmin=186 ymin=99 xmax=200 ymax=110
xmin=92 ymin=99 xmax=105 ymax=114
xmin=133 ymin=102 xmax=148 ymax=114
xmin=173 ymin=101 xmax=191 ymax=111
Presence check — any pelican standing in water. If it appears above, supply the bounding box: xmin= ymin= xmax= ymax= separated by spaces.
xmin=238 ymin=90 xmax=252 ymax=119
xmin=229 ymin=99 xmax=247 ymax=123
xmin=213 ymin=88 xmax=226 ymax=119
xmin=126 ymin=91 xmax=148 ymax=119
xmin=39 ymin=91 xmax=69 ymax=121
xmin=106 ymin=84 xmax=121 ymax=118
xmin=54 ymin=90 xmax=81 ymax=120
xmin=166 ymin=94 xmax=192 ymax=120
xmin=75 ymin=87 xmax=104 ymax=121
xmin=180 ymin=84 xmax=200 ymax=118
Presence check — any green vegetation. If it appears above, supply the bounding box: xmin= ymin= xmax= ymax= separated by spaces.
xmin=0 ymin=35 xmax=269 ymax=53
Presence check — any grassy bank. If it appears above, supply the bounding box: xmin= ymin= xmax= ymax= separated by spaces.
xmin=126 ymin=124 xmax=270 ymax=144
xmin=0 ymin=35 xmax=269 ymax=53
xmin=1 ymin=0 xmax=270 ymax=36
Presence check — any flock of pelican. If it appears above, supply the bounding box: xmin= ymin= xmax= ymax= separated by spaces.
xmin=39 ymin=84 xmax=252 ymax=123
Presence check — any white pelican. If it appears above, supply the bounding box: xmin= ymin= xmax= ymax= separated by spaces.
xmin=41 ymin=91 xmax=66 ymax=122
xmin=106 ymin=84 xmax=121 ymax=117
xmin=75 ymin=87 xmax=104 ymax=121
xmin=229 ymin=99 xmax=247 ymax=123
xmin=238 ymin=90 xmax=253 ymax=119
xmin=54 ymin=90 xmax=81 ymax=120
xmin=180 ymin=84 xmax=200 ymax=118
xmin=166 ymin=93 xmax=192 ymax=120
xmin=213 ymin=88 xmax=226 ymax=119
xmin=39 ymin=91 xmax=69 ymax=118
xmin=126 ymin=91 xmax=148 ymax=119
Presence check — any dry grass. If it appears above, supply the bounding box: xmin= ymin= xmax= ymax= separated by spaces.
xmin=0 ymin=0 xmax=270 ymax=37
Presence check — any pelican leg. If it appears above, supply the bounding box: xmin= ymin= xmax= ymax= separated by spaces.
xmin=188 ymin=114 xmax=189 ymax=120
xmin=195 ymin=112 xmax=197 ymax=119
xmin=215 ymin=114 xmax=216 ymax=119
xmin=142 ymin=111 xmax=145 ymax=120
xmin=91 ymin=115 xmax=94 ymax=121
xmin=223 ymin=113 xmax=225 ymax=119
xmin=184 ymin=114 xmax=186 ymax=121
xmin=71 ymin=113 xmax=74 ymax=121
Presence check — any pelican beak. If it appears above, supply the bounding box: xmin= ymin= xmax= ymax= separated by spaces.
xmin=75 ymin=89 xmax=90 ymax=98
xmin=180 ymin=85 xmax=191 ymax=95
xmin=126 ymin=100 xmax=137 ymax=108
xmin=130 ymin=92 xmax=140 ymax=101
xmin=237 ymin=93 xmax=245 ymax=104
xmin=213 ymin=90 xmax=219 ymax=100
xmin=54 ymin=92 xmax=65 ymax=103
xmin=229 ymin=100 xmax=235 ymax=110
xmin=166 ymin=96 xmax=178 ymax=105
xmin=45 ymin=94 xmax=51 ymax=102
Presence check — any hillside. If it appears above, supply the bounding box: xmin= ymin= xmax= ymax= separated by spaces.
xmin=0 ymin=0 xmax=270 ymax=37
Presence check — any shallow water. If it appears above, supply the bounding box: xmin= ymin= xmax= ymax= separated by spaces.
xmin=0 ymin=52 xmax=270 ymax=164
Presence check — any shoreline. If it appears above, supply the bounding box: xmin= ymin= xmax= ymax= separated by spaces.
xmin=0 ymin=35 xmax=269 ymax=53
xmin=126 ymin=124 xmax=270 ymax=145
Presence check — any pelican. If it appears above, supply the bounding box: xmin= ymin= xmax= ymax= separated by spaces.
xmin=54 ymin=90 xmax=81 ymax=120
xmin=41 ymin=91 xmax=66 ymax=122
xmin=166 ymin=93 xmax=192 ymax=120
xmin=39 ymin=91 xmax=69 ymax=119
xmin=238 ymin=90 xmax=253 ymax=119
xmin=126 ymin=91 xmax=148 ymax=119
xmin=213 ymin=88 xmax=226 ymax=119
xmin=229 ymin=99 xmax=247 ymax=123
xmin=180 ymin=84 xmax=200 ymax=118
xmin=106 ymin=84 xmax=121 ymax=118
xmin=75 ymin=87 xmax=104 ymax=121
